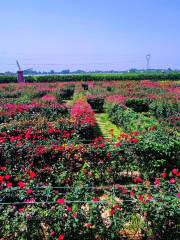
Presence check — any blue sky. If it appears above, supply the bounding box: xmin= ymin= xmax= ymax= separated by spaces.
xmin=0 ymin=0 xmax=180 ymax=71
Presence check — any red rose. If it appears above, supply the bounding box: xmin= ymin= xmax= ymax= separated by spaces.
xmin=66 ymin=206 xmax=72 ymax=212
xmin=7 ymin=182 xmax=13 ymax=188
xmin=130 ymin=191 xmax=134 ymax=197
xmin=100 ymin=143 xmax=105 ymax=148
xmin=58 ymin=234 xmax=65 ymax=240
xmin=137 ymin=195 xmax=144 ymax=202
xmin=169 ymin=178 xmax=176 ymax=184
xmin=18 ymin=208 xmax=24 ymax=213
xmin=29 ymin=171 xmax=36 ymax=179
xmin=133 ymin=131 xmax=139 ymax=136
xmin=18 ymin=181 xmax=26 ymax=188
xmin=26 ymin=188 xmax=33 ymax=194
xmin=154 ymin=178 xmax=160 ymax=186
xmin=57 ymin=198 xmax=65 ymax=204
xmin=115 ymin=142 xmax=121 ymax=147
xmin=172 ymin=169 xmax=178 ymax=175
xmin=122 ymin=188 xmax=129 ymax=194
xmin=131 ymin=138 xmax=138 ymax=143
xmin=0 ymin=137 xmax=6 ymax=143
xmin=4 ymin=175 xmax=10 ymax=180
xmin=161 ymin=172 xmax=167 ymax=178
xmin=92 ymin=197 xmax=99 ymax=203
xmin=133 ymin=177 xmax=143 ymax=183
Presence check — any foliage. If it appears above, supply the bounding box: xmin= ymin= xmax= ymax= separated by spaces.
xmin=87 ymin=95 xmax=105 ymax=113
xmin=125 ymin=98 xmax=150 ymax=112
xmin=134 ymin=129 xmax=180 ymax=177
xmin=108 ymin=104 xmax=159 ymax=132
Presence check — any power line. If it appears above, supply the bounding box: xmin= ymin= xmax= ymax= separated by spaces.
xmin=0 ymin=61 xmax=145 ymax=66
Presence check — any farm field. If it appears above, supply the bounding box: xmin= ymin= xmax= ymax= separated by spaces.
xmin=0 ymin=80 xmax=179 ymax=239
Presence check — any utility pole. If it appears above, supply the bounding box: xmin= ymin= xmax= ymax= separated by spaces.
xmin=146 ymin=54 xmax=151 ymax=71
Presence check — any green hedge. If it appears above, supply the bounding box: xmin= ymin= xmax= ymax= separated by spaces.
xmin=107 ymin=104 xmax=180 ymax=177
xmin=1 ymin=72 xmax=180 ymax=83
xmin=135 ymin=129 xmax=180 ymax=177
xmin=108 ymin=104 xmax=159 ymax=132
xmin=125 ymin=98 xmax=150 ymax=112
xmin=0 ymin=75 xmax=17 ymax=83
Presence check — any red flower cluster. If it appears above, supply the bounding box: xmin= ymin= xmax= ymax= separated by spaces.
xmin=70 ymin=99 xmax=95 ymax=126
xmin=141 ymin=80 xmax=160 ymax=89
xmin=58 ymin=234 xmax=65 ymax=240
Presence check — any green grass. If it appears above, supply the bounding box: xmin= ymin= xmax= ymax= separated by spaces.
xmin=95 ymin=113 xmax=123 ymax=139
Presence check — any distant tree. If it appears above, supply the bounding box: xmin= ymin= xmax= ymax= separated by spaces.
xmin=73 ymin=70 xmax=86 ymax=74
xmin=129 ymin=68 xmax=137 ymax=73
xmin=4 ymin=71 xmax=15 ymax=75
xmin=61 ymin=69 xmax=70 ymax=74
xmin=24 ymin=69 xmax=38 ymax=75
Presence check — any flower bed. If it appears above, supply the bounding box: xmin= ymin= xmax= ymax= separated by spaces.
xmin=0 ymin=81 xmax=179 ymax=239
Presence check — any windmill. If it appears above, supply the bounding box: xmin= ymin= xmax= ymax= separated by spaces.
xmin=16 ymin=60 xmax=25 ymax=83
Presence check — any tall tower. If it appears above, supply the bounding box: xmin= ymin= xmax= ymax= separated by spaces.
xmin=146 ymin=54 xmax=151 ymax=71
xmin=16 ymin=60 xmax=25 ymax=83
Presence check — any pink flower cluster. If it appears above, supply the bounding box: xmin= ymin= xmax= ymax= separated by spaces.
xmin=106 ymin=95 xmax=126 ymax=104
xmin=167 ymin=87 xmax=180 ymax=95
xmin=41 ymin=94 xmax=56 ymax=102
xmin=2 ymin=104 xmax=32 ymax=116
xmin=70 ymin=99 xmax=95 ymax=126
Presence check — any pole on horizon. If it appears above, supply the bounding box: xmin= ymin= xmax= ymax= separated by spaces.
xmin=146 ymin=54 xmax=151 ymax=71
xmin=16 ymin=60 xmax=25 ymax=83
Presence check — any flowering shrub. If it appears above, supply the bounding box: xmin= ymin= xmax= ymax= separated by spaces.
xmin=71 ymin=99 xmax=95 ymax=126
xmin=70 ymin=99 xmax=96 ymax=139
xmin=0 ymin=103 xmax=69 ymax=123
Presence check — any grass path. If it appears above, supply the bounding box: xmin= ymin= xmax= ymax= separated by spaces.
xmin=95 ymin=113 xmax=123 ymax=139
